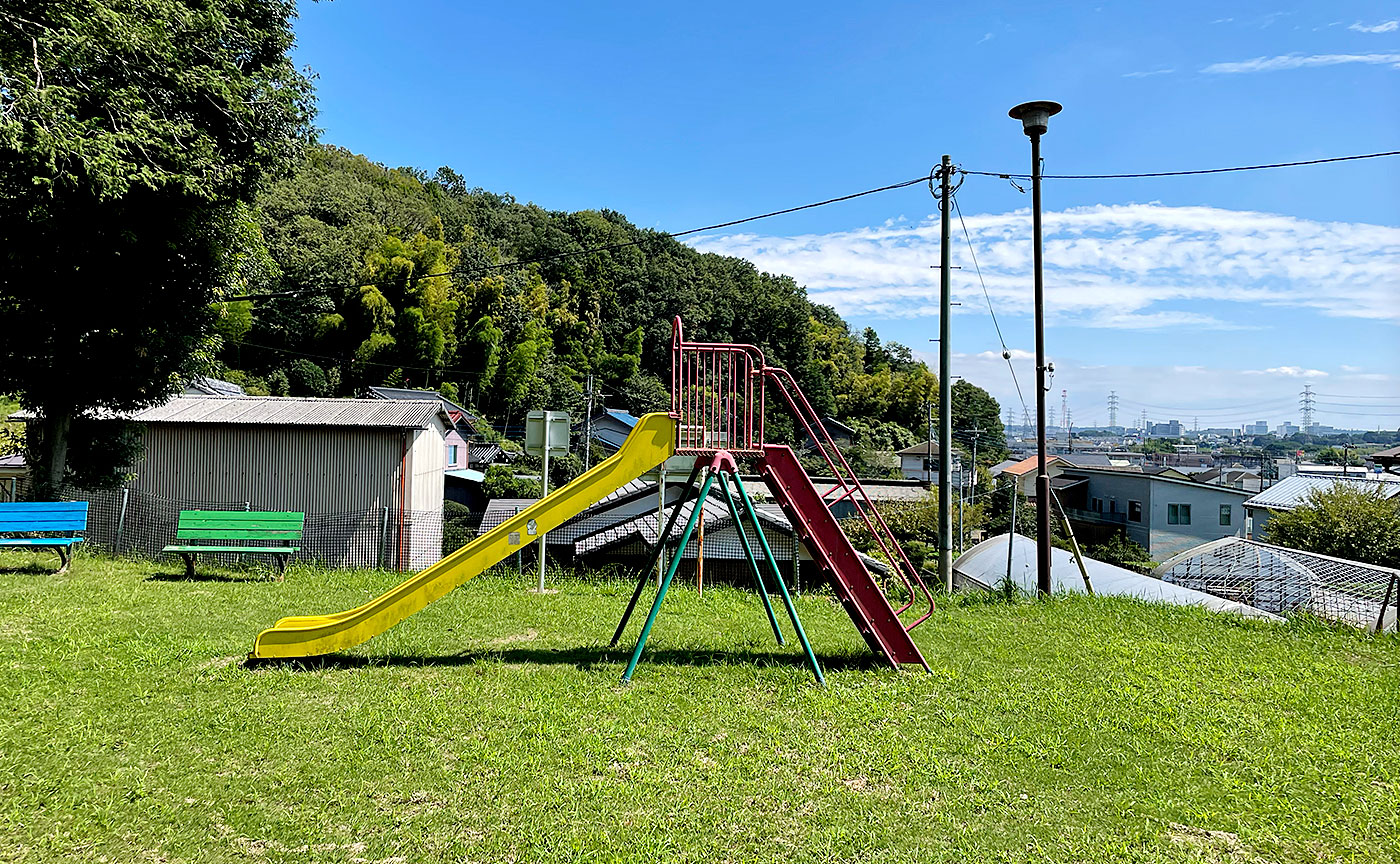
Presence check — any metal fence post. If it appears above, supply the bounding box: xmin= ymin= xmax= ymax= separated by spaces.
xmin=377 ymin=506 xmax=389 ymax=570
xmin=114 ymin=488 xmax=130 ymax=553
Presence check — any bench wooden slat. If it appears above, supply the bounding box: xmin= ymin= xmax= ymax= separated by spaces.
xmin=178 ymin=510 xmax=303 ymax=524
xmin=0 ymin=502 xmax=89 ymax=534
xmin=0 ymin=520 xmax=88 ymax=532
xmin=0 ymin=537 xmax=84 ymax=547
xmin=162 ymin=545 xmax=299 ymax=554
xmin=175 ymin=528 xmax=303 ymax=540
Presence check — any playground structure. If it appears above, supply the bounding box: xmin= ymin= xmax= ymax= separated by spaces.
xmin=250 ymin=317 xmax=936 ymax=678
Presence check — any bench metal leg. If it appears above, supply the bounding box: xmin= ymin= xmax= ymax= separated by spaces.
xmin=54 ymin=546 xmax=70 ymax=575
xmin=181 ymin=553 xmax=196 ymax=579
xmin=276 ymin=554 xmax=288 ymax=582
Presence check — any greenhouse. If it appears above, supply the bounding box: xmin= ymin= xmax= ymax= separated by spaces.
xmin=1154 ymin=537 xmax=1399 ymax=632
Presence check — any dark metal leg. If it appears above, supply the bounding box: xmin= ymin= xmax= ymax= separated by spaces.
xmin=276 ymin=554 xmax=287 ymax=582
xmin=1376 ymin=574 xmax=1397 ymax=634
xmin=734 ymin=473 xmax=824 ymax=685
xmin=622 ymin=473 xmax=716 ymax=683
xmin=610 ymin=460 xmax=705 ymax=647
xmin=182 ymin=553 xmax=196 ymax=579
xmin=718 ymin=471 xmax=784 ymax=646
xmin=55 ymin=546 xmax=69 ymax=575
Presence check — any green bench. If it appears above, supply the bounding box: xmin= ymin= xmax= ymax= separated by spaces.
xmin=162 ymin=510 xmax=304 ymax=579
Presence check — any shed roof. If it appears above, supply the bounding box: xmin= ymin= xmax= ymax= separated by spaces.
xmin=1243 ymin=474 xmax=1400 ymax=512
xmin=368 ymin=386 xmax=470 ymax=417
xmin=126 ymin=395 xmax=446 ymax=428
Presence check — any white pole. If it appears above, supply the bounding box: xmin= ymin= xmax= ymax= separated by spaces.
xmin=537 ymin=414 xmax=550 ymax=593
xmin=656 ymin=468 xmax=667 ymax=585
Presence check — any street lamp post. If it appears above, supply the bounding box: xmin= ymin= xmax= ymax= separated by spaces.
xmin=1009 ymin=99 xmax=1061 ymax=596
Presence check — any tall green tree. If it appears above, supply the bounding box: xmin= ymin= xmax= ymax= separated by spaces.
xmin=0 ymin=0 xmax=314 ymax=496
xmin=1265 ymin=483 xmax=1400 ymax=569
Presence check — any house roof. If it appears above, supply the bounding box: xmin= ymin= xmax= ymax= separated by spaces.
xmin=988 ymin=459 xmax=1020 ymax=477
xmin=1062 ymin=465 xmax=1255 ymax=497
xmin=120 ymin=395 xmax=446 ymax=428
xmin=468 ymin=442 xmax=510 ymax=466
xmin=1000 ymin=455 xmax=1064 ymax=476
xmin=603 ymin=409 xmax=639 ymax=428
xmin=185 ymin=376 xmax=246 ymax=397
xmin=1243 ymin=474 xmax=1400 ymax=512
xmin=368 ymin=386 xmax=470 ymax=417
xmin=1059 ymin=453 xmax=1115 ymax=468
xmin=895 ymin=440 xmax=941 ymax=456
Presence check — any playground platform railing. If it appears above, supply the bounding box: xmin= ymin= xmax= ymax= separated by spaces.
xmin=669 ymin=316 xmax=936 ymax=631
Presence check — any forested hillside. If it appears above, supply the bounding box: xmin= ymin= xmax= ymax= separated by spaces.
xmin=215 ymin=146 xmax=1006 ymax=463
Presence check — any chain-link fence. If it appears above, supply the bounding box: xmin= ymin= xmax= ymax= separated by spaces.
xmin=11 ymin=479 xmax=803 ymax=592
xmin=1158 ymin=537 xmax=1399 ymax=631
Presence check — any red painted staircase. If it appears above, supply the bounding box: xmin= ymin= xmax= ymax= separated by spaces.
xmin=761 ymin=445 xmax=928 ymax=669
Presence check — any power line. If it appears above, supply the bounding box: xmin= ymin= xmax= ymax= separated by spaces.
xmin=950 ymin=193 xmax=1029 ymax=423
xmin=223 ymin=171 xmax=935 ymax=303
xmin=961 ymin=149 xmax=1400 ymax=181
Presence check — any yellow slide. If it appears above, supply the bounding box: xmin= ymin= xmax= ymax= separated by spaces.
xmin=250 ymin=412 xmax=676 ymax=658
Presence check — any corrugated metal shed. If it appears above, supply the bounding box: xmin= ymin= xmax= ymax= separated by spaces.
xmin=130 ymin=395 xmax=443 ymax=428
xmin=1243 ymin=474 xmax=1400 ymax=512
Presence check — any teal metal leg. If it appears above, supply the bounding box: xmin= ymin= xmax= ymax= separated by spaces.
xmin=718 ymin=471 xmax=784 ymax=646
xmin=621 ymin=473 xmax=715 ymax=683
xmin=734 ymin=474 xmax=825 ymax=685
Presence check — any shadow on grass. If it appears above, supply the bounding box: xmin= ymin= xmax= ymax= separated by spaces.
xmin=146 ymin=571 xmax=274 ymax=584
xmin=245 ymin=644 xmax=884 ymax=675
xmin=0 ymin=561 xmax=64 ymax=576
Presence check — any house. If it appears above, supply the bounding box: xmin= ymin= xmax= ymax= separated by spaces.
xmin=368 ymin=386 xmax=475 ymax=469
xmin=800 ymin=416 xmax=857 ymax=450
xmin=183 ymin=376 xmax=246 ymax=397
xmin=25 ymin=395 xmax=454 ymax=569
xmin=0 ymin=454 xmax=25 ymax=501
xmin=1242 ymin=474 xmax=1400 ymax=541
xmin=895 ymin=441 xmax=942 ymax=482
xmin=583 ymin=409 xmax=641 ymax=452
xmin=1052 ymin=465 xmax=1252 ymax=559
xmin=1372 ymin=445 xmax=1400 ymax=476
xmin=996 ymin=454 xmax=1067 ymax=498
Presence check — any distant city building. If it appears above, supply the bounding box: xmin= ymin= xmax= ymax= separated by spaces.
xmin=1243 ymin=420 xmax=1269 ymax=436
xmin=1275 ymin=422 xmax=1299 ymax=437
xmin=1147 ymin=420 xmax=1182 ymax=439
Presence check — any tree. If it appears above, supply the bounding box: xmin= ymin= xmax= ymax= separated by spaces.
xmin=1265 ymin=483 xmax=1400 ymax=569
xmin=950 ymin=380 xmax=1009 ymax=466
xmin=0 ymin=1 xmax=315 ymax=497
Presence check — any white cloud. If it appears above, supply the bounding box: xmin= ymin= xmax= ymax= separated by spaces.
xmin=1123 ymin=68 xmax=1175 ymax=78
xmin=687 ymin=203 xmax=1400 ymax=331
xmin=1203 ymin=52 xmax=1400 ymax=73
xmin=976 ymin=32 xmax=993 ymax=45
xmin=1242 ymin=366 xmax=1330 ymax=378
xmin=1350 ymin=20 xmax=1398 ymax=33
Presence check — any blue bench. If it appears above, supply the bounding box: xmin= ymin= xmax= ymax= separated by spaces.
xmin=0 ymin=501 xmax=88 ymax=573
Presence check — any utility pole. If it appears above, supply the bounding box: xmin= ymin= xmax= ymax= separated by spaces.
xmin=1009 ymin=99 xmax=1061 ymax=597
xmin=925 ymin=400 xmax=934 ymax=486
xmin=584 ymin=374 xmax=595 ymax=468
xmin=936 ymin=154 xmax=954 ymax=594
xmin=968 ymin=428 xmax=981 ymax=509
xmin=1108 ymin=390 xmax=1119 ymax=428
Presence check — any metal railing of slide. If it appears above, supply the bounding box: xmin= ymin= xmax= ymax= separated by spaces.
xmin=670 ymin=316 xmax=936 ymax=631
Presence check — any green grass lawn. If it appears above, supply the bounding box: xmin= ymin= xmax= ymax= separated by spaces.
xmin=1 ymin=549 xmax=1397 ymax=863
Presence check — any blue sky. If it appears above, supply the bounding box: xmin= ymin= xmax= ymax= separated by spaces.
xmin=292 ymin=1 xmax=1399 ymax=431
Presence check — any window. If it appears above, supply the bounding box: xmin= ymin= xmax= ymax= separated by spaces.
xmin=1109 ymin=499 xmax=1118 ymax=514
xmin=1092 ymin=497 xmax=1103 ymax=512
xmin=1219 ymin=504 xmax=1231 ymax=526
xmin=1168 ymin=503 xmax=1192 ymax=525
xmin=448 ymin=444 xmax=458 ymax=465
xmin=1128 ymin=501 xmax=1142 ymax=523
